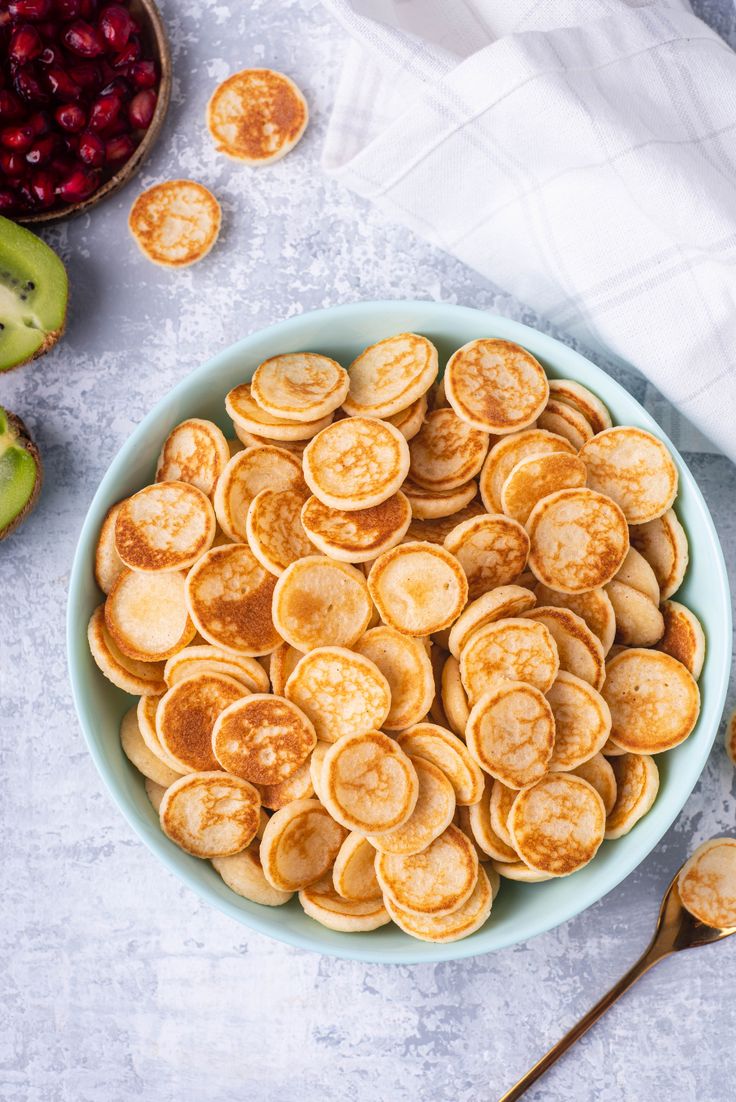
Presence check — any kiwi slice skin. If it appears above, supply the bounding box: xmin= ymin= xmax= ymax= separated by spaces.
xmin=0 ymin=217 xmax=69 ymax=373
xmin=0 ymin=408 xmax=43 ymax=540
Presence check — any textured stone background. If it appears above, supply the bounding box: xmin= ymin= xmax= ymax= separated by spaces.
xmin=2 ymin=2 xmax=736 ymax=1099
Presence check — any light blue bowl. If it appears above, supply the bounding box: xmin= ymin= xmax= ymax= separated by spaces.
xmin=67 ymin=300 xmax=731 ymax=963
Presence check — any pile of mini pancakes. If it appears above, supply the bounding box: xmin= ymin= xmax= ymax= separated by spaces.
xmin=88 ymin=334 xmax=705 ymax=943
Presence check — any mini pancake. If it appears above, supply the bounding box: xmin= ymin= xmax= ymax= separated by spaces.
xmin=602 ymin=648 xmax=700 ymax=753
xmin=214 ymin=444 xmax=306 ymax=543
xmin=137 ymin=694 xmax=187 ymax=775
xmin=430 ymin=377 xmax=449 ymax=409
xmin=492 ymin=859 xmax=552 ymax=883
xmin=160 ymin=771 xmax=260 ymax=858
xmin=604 ymin=753 xmax=659 ymax=839
xmin=87 ymin=605 xmax=166 ymax=695
xmin=145 ymin=778 xmax=167 ymax=814
xmin=332 ymin=832 xmax=382 ymax=901
xmin=354 ymin=625 xmax=434 ymax=731
xmin=522 ymin=606 xmax=605 ymax=690
xmin=309 ymin=740 xmax=330 ymax=803
xmin=396 ymin=722 xmax=484 ymax=806
xmin=384 ymin=865 xmax=492 ymax=942
xmin=548 ymin=379 xmax=612 ymax=434
xmin=429 ymin=643 xmax=451 ymax=728
xmin=212 ymin=693 xmax=316 ymax=785
xmin=206 ymin=68 xmax=308 ymax=164
xmin=537 ymin=398 xmax=594 ymax=449
xmin=260 ymin=799 xmax=346 ymax=891
xmin=604 ymin=580 xmax=664 ymax=647
xmin=164 ymin=644 xmax=269 ymax=692
xmin=156 ymin=670 xmax=247 ymax=772
xmin=406 ymin=500 xmax=485 ymax=544
xmin=500 ymin=451 xmax=587 ymax=525
xmin=342 ymin=333 xmax=438 ymax=419
xmin=115 ymin=481 xmax=216 ymax=573
xmin=580 ymin=426 xmax=678 ymax=524
xmin=462 ymin=777 xmax=518 ymax=861
xmin=269 ymin=642 xmax=305 ymax=695
xmin=272 ymin=555 xmax=372 ymax=650
xmin=368 ymin=757 xmax=456 ymax=855
xmin=466 ymin=681 xmax=555 ymax=789
xmin=226 ymin=383 xmax=332 ymax=441
xmin=656 ymin=600 xmax=706 ymax=680
xmin=375 ymin=823 xmax=478 ymax=917
xmin=629 ymin=508 xmax=688 ymax=600
xmin=246 ymin=488 xmax=313 ymax=576
xmin=251 ymin=353 xmax=348 ymax=421
xmin=285 ymin=646 xmax=391 ymax=743
xmin=129 ymin=180 xmax=221 ymax=268
xmin=677 ymin=838 xmax=736 ymax=928
xmin=527 ymin=487 xmax=629 ymax=594
xmin=448 ymin=585 xmax=536 ymax=659
xmin=459 ymin=618 xmax=559 ymax=702
xmin=212 ymin=845 xmax=293 ymax=906
xmin=444 ymin=340 xmax=549 ymax=434
xmin=303 ymin=417 xmax=409 ymax=511
xmin=367 ymin=541 xmax=468 ymax=636
xmin=185 ymin=543 xmax=281 ymax=656
xmin=257 ymin=758 xmax=314 ymax=810
xmin=299 ymin=879 xmax=390 ymax=932
xmin=509 ymin=773 xmax=606 ymax=876
xmin=321 ymin=730 xmax=419 ymax=834
xmin=489 ymin=780 xmax=517 ymax=848
xmin=441 ymin=655 xmax=471 ymax=739
xmin=94 ymin=501 xmax=125 ymax=594
xmin=300 ymin=491 xmax=411 ymax=562
xmin=571 ymin=752 xmax=617 ymax=816
xmin=227 ymin=437 xmax=245 ymax=457
xmin=105 ymin=569 xmax=195 ymax=661
xmin=613 ymin=547 xmax=660 ymax=606
xmin=479 ymin=428 xmax=575 ymax=512
xmin=532 ymin=583 xmax=616 ymax=655
xmin=408 ymin=408 xmax=489 ymax=491
xmin=444 ymin=513 xmax=529 ymax=601
xmin=233 ymin=424 xmax=307 ymax=457
xmin=402 ymin=478 xmax=477 ymax=520
xmin=386 ymin=392 xmax=428 ymax=441
xmin=120 ymin=706 xmax=182 ymax=788
xmin=156 ymin=418 xmax=230 ymax=498
xmin=546 ymin=671 xmax=612 ymax=772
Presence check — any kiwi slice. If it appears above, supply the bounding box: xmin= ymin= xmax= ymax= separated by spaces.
xmin=0 ymin=407 xmax=42 ymax=540
xmin=0 ymin=217 xmax=68 ymax=373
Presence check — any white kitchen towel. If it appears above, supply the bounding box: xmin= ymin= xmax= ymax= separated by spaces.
xmin=321 ymin=0 xmax=736 ymax=462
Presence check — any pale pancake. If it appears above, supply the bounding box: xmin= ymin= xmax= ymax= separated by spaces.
xmin=303 ymin=417 xmax=409 ymax=511
xmin=185 ymin=543 xmax=281 ymax=656
xmin=137 ymin=694 xmax=187 ymax=775
xmin=629 ymin=508 xmax=688 ymax=600
xmin=115 ymin=481 xmax=216 ymax=573
xmin=129 ymin=181 xmax=221 ymax=268
xmin=532 ymin=583 xmax=616 ymax=655
xmin=402 ymin=478 xmax=477 ymax=520
xmin=214 ymin=444 xmax=306 ymax=543
xmin=677 ymin=838 xmax=736 ymax=928
xmin=145 ymin=778 xmax=167 ymax=814
xmin=445 ymin=340 xmax=549 ymax=434
xmin=206 ymin=68 xmax=308 ymax=164
xmin=462 ymin=778 xmax=518 ymax=861
xmin=492 ymin=859 xmax=552 ymax=883
xmin=580 ymin=427 xmax=678 ymax=524
xmin=407 ymin=500 xmax=485 ymax=544
xmin=300 ymin=491 xmax=411 ymax=562
xmin=120 ymin=706 xmax=182 ymax=787
xmin=604 ymin=753 xmax=659 ymax=839
xmin=537 ymin=398 xmax=594 ymax=449
xmin=656 ymin=600 xmax=706 ymax=680
xmin=386 ymin=392 xmax=428 ymax=441
xmin=602 ymin=648 xmax=700 ymax=753
xmin=459 ymin=618 xmax=559 ymax=702
xmin=285 ymin=646 xmax=391 ymax=742
xmin=212 ymin=693 xmax=316 ymax=785
xmin=105 ymin=569 xmax=195 ymax=661
xmin=226 ymin=383 xmax=332 ymax=441
xmin=246 ymin=488 xmax=313 ymax=575
xmin=522 ymin=606 xmax=605 ymax=689
xmin=441 ymin=655 xmax=471 ymax=739
xmin=259 ymin=798 xmax=347 ymax=891
xmin=375 ymin=824 xmax=478 ymax=917
xmin=430 ymin=377 xmax=449 ymax=409
xmin=251 ymin=353 xmax=348 ymax=420
xmin=272 ymin=555 xmax=372 ymax=650
xmin=613 ymin=547 xmax=660 ymax=606
xmin=332 ymin=832 xmax=382 ymax=901
xmin=384 ymin=865 xmax=492 ymax=942
xmin=156 ymin=418 xmax=230 ymax=498
xmin=604 ymin=580 xmax=664 ymax=647
xmin=408 ymin=408 xmax=489 ymax=491
xmin=157 ymin=670 xmax=246 ymax=771
xmin=232 ymin=424 xmax=307 ymax=457
xmin=396 ymin=722 xmax=484 ymax=806
xmin=368 ymin=757 xmax=456 ymax=855
xmin=160 ymin=771 xmax=260 ymax=858
xmin=527 ymin=488 xmax=629 ymax=594
xmin=342 ymin=333 xmax=438 ymax=418
xmin=87 ymin=605 xmax=166 ymax=695
xmin=501 ymin=451 xmax=587 ymax=525
xmin=94 ymin=501 xmax=125 ymax=594
xmin=321 ymin=730 xmax=419 ymax=833
xmin=466 ymin=681 xmax=555 ymax=789
xmin=269 ymin=642 xmax=305 ymax=695
xmin=448 ymin=585 xmax=536 ymax=659
xmin=212 ymin=844 xmax=293 ymax=906
xmin=509 ymin=773 xmax=606 ymax=876
xmin=309 ymin=740 xmax=330 ymax=803
xmin=299 ymin=879 xmax=390 ymax=932
xmin=571 ymin=752 xmax=617 ymax=816
xmin=489 ymin=779 xmax=517 ymax=849
xmin=354 ymin=625 xmax=434 ymax=731
xmin=368 ymin=541 xmax=468 ymax=636
xmin=548 ymin=379 xmax=612 ymax=434
xmin=257 ymin=758 xmax=314 ymax=810
xmin=444 ymin=513 xmax=529 ymax=601
xmin=479 ymin=429 xmax=575 ymax=512
xmin=164 ymin=644 xmax=269 ymax=692
xmin=546 ymin=671 xmax=612 ymax=772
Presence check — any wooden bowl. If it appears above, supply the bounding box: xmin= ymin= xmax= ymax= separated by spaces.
xmin=17 ymin=0 xmax=172 ymax=226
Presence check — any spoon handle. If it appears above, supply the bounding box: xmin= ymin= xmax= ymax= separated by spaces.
xmin=497 ymin=947 xmax=666 ymax=1101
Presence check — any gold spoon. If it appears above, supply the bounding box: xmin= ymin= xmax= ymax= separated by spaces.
xmin=499 ymin=865 xmax=736 ymax=1102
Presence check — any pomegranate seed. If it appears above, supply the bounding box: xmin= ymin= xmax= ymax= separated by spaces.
xmin=14 ymin=64 xmax=49 ymax=103
xmin=29 ymin=167 xmax=55 ymax=204
xmin=0 ymin=188 xmax=18 ymax=210
xmin=63 ymin=18 xmax=103 ymax=56
xmin=77 ymin=126 xmax=102 ymax=164
xmin=8 ymin=24 xmax=43 ymax=66
xmin=54 ymin=100 xmax=85 ymax=130
xmin=25 ymin=131 xmax=56 ymax=163
xmin=98 ymin=3 xmax=131 ymax=50
xmin=38 ymin=42 xmax=64 ymax=64
xmin=78 ymin=0 xmax=97 ymax=18
xmin=8 ymin=0 xmax=51 ymax=19
xmin=88 ymin=90 xmax=118 ymax=130
xmin=0 ymin=122 xmax=33 ymax=148
xmin=0 ymin=148 xmax=27 ymax=175
xmin=128 ymin=88 xmax=154 ymax=129
xmin=129 ymin=59 xmax=155 ymax=89
xmin=100 ymin=74 xmax=128 ymax=98
xmin=112 ymin=37 xmax=138 ymax=68
xmin=27 ymin=109 xmax=50 ymax=134
xmin=100 ymin=112 xmax=124 ymax=136
xmin=45 ymin=65 xmax=81 ymax=99
xmin=0 ymin=89 xmax=23 ymax=119
xmin=104 ymin=130 xmax=132 ymax=162
xmin=67 ymin=59 xmax=100 ymax=89
xmin=56 ymin=163 xmax=97 ymax=200
xmin=49 ymin=151 xmax=73 ymax=174
xmin=53 ymin=0 xmax=81 ymax=17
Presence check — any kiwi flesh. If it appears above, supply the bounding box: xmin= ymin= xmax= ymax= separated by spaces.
xmin=0 ymin=407 xmax=42 ymax=540
xmin=0 ymin=217 xmax=68 ymax=372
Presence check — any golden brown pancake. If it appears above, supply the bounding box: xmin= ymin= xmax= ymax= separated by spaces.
xmin=440 ymin=655 xmax=471 ymax=738
xmin=459 ymin=617 xmax=559 ymax=702
xmin=137 ymin=693 xmax=186 ymax=776
xmin=397 ymin=722 xmax=484 ymax=806
xmin=408 ymin=408 xmax=489 ymax=490
xmin=129 ymin=181 xmax=221 ymax=268
xmin=272 ymin=556 xmax=372 ymax=650
xmin=246 ymin=488 xmax=313 ymax=575
xmin=629 ymin=508 xmax=688 ymax=600
xmin=527 ymin=488 xmax=629 ymax=594
xmin=303 ymin=416 xmax=410 ymax=511
xmin=655 ymin=599 xmax=706 ymax=679
xmin=479 ymin=428 xmax=575 ymax=512
xmin=226 ymin=383 xmax=332 ymax=441
xmin=119 ymin=706 xmax=182 ymax=788
xmin=156 ymin=418 xmax=230 ymax=498
xmin=207 ymin=68 xmax=308 ymax=164
xmin=300 ymin=491 xmax=411 ymax=562
xmin=212 ymin=693 xmax=316 ymax=785
xmin=157 ymin=670 xmax=247 ymax=771
xmin=115 ymin=481 xmax=216 ymax=573
xmin=368 ymin=541 xmax=468 ymax=636
xmin=532 ymin=583 xmax=616 ymax=654
xmin=537 ymin=398 xmax=594 ymax=449
xmin=250 ymin=352 xmax=348 ymax=421
xmin=500 ymin=451 xmax=587 ymax=524
xmin=602 ymin=647 xmax=700 ymax=753
xmin=571 ymin=752 xmax=617 ymax=816
xmin=402 ymin=478 xmax=477 ymax=520
xmin=321 ymin=729 xmax=419 ymax=833
xmin=406 ymin=499 xmax=486 ymax=544
xmin=522 ymin=606 xmax=605 ymax=689
xmin=375 ymin=823 xmax=478 ymax=917
xmin=214 ymin=444 xmax=306 ymax=543
xmin=384 ymin=865 xmax=492 ymax=943
xmin=677 ymin=838 xmax=736 ymax=928
xmin=604 ymin=753 xmax=659 ymax=838
xmin=342 ymin=333 xmax=438 ymax=418
xmin=212 ymin=844 xmax=293 ymax=907
xmin=94 ymin=501 xmax=125 ymax=594
xmin=259 ymin=798 xmax=348 ymax=891
xmin=354 ymin=625 xmax=434 ymax=731
xmin=489 ymin=779 xmax=518 ymax=849
xmin=268 ymin=642 xmax=305 ymax=695
xmin=285 ymin=646 xmax=391 ymax=742
xmin=185 ymin=543 xmax=282 ymax=656
xmin=164 ymin=644 xmax=270 ymax=692
xmin=256 ymin=758 xmax=314 ymax=810
xmin=448 ymin=585 xmax=536 ymax=658
xmin=466 ymin=681 xmax=555 ymax=789
xmin=612 ymin=547 xmax=660 ymax=606
xmin=332 ymin=832 xmax=382 ymax=902
xmin=87 ymin=604 xmax=167 ymax=695
xmin=160 ymin=771 xmax=261 ymax=858
xmin=580 ymin=426 xmax=678 ymax=524
xmin=548 ymin=379 xmax=612 ymax=434
xmin=105 ymin=568 xmax=195 ymax=662
xmin=299 ymin=879 xmax=390 ymax=932
xmin=368 ymin=757 xmax=456 ymax=856
xmin=546 ymin=671 xmax=612 ymax=771
xmin=445 ymin=340 xmax=549 ymax=434
xmin=604 ymin=579 xmax=665 ymax=646
xmin=461 ymin=777 xmax=518 ymax=862
xmin=444 ymin=513 xmax=529 ymax=601
xmin=509 ymin=773 xmax=606 ymax=876
xmin=386 ymin=392 xmax=428 ymax=440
